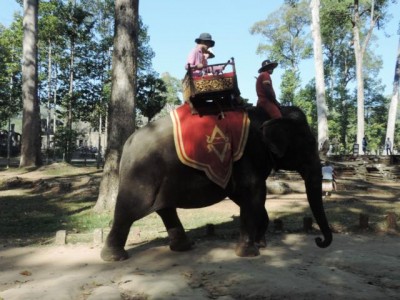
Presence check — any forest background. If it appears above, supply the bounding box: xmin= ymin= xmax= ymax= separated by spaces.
xmin=0 ymin=0 xmax=399 ymax=159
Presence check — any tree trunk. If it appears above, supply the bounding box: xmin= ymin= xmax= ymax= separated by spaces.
xmin=46 ymin=41 xmax=52 ymax=164
xmin=66 ymin=37 xmax=75 ymax=163
xmin=94 ymin=0 xmax=138 ymax=213
xmin=310 ymin=0 xmax=329 ymax=149
xmin=352 ymin=0 xmax=378 ymax=149
xmin=20 ymin=0 xmax=42 ymax=168
xmin=385 ymin=36 xmax=400 ymax=145
xmin=353 ymin=0 xmax=365 ymax=150
xmin=53 ymin=63 xmax=58 ymax=161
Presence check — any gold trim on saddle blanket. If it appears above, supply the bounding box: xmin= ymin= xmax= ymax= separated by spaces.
xmin=170 ymin=103 xmax=250 ymax=188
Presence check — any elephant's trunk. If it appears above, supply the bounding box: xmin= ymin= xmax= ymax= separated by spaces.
xmin=303 ymin=165 xmax=332 ymax=248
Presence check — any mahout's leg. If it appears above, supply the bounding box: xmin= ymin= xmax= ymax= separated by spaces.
xmin=157 ymin=207 xmax=193 ymax=252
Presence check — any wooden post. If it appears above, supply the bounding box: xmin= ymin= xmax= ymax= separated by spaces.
xmin=386 ymin=212 xmax=398 ymax=231
xmin=303 ymin=217 xmax=313 ymax=232
xmin=273 ymin=219 xmax=283 ymax=232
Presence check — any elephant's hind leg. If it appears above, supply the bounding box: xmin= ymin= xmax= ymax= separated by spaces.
xmin=157 ymin=207 xmax=193 ymax=252
xmin=255 ymin=207 xmax=269 ymax=248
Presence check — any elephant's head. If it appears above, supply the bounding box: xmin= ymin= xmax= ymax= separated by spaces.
xmin=261 ymin=111 xmax=332 ymax=248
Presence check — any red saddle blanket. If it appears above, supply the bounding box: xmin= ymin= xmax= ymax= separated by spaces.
xmin=170 ymin=103 xmax=250 ymax=188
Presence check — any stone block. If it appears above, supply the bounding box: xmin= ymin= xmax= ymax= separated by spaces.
xmin=93 ymin=228 xmax=103 ymax=245
xmin=55 ymin=230 xmax=66 ymax=245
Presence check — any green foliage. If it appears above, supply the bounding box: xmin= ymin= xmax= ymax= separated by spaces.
xmin=250 ymin=0 xmax=312 ymax=69
xmin=293 ymin=82 xmax=317 ymax=134
xmin=0 ymin=18 xmax=23 ymax=128
xmin=137 ymin=17 xmax=156 ymax=74
xmin=280 ymin=69 xmax=300 ymax=105
xmin=363 ymin=77 xmax=391 ymax=153
xmin=53 ymin=127 xmax=81 ymax=162
xmin=136 ymin=74 xmax=168 ymax=122
xmin=1 ymin=0 xmax=396 ymax=158
xmin=161 ymin=72 xmax=182 ymax=106
xmin=292 ymin=75 xmax=389 ymax=156
xmin=250 ymin=0 xmax=312 ymax=110
xmin=1 ymin=0 xmax=157 ymax=131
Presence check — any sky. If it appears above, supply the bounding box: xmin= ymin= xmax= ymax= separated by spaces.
xmin=1 ymin=0 xmax=399 ymax=105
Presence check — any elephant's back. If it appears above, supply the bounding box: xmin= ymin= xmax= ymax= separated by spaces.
xmin=123 ymin=115 xmax=174 ymax=158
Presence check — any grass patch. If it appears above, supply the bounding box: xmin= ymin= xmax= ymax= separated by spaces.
xmin=0 ymin=164 xmax=109 ymax=245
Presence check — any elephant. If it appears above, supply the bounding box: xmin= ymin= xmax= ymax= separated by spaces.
xmin=101 ymin=105 xmax=332 ymax=261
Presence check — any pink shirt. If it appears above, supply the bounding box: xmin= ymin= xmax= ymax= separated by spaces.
xmin=185 ymin=46 xmax=207 ymax=75
xmin=185 ymin=45 xmax=225 ymax=76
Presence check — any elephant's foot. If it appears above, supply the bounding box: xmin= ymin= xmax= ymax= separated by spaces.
xmin=101 ymin=245 xmax=129 ymax=261
xmin=235 ymin=242 xmax=260 ymax=257
xmin=168 ymin=228 xmax=194 ymax=252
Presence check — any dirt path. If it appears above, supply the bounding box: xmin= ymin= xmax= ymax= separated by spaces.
xmin=1 ymin=226 xmax=400 ymax=299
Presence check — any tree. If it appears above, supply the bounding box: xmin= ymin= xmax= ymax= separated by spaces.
xmin=280 ymin=69 xmax=300 ymax=105
xmin=136 ymin=73 xmax=167 ymax=123
xmin=254 ymin=0 xmax=330 ymax=146
xmin=310 ymin=0 xmax=329 ymax=149
xmin=20 ymin=0 xmax=42 ymax=167
xmin=161 ymin=72 xmax=182 ymax=106
xmin=250 ymin=0 xmax=312 ymax=105
xmin=94 ymin=0 xmax=138 ymax=212
xmin=150 ymin=72 xmax=183 ymax=119
xmin=362 ymin=75 xmax=389 ymax=151
xmin=294 ymin=81 xmax=318 ymax=131
xmin=385 ymin=34 xmax=400 ymax=148
xmin=61 ymin=0 xmax=95 ymax=162
xmin=0 ymin=20 xmax=23 ymax=128
xmin=37 ymin=0 xmax=65 ymax=160
xmin=319 ymin=0 xmax=355 ymax=151
xmin=351 ymin=0 xmax=390 ymax=150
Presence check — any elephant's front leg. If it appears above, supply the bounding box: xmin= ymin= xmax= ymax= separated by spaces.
xmin=236 ymin=204 xmax=269 ymax=257
xmin=234 ymin=186 xmax=267 ymax=257
xmin=101 ymin=219 xmax=132 ymax=261
xmin=235 ymin=205 xmax=260 ymax=257
xmin=157 ymin=207 xmax=193 ymax=251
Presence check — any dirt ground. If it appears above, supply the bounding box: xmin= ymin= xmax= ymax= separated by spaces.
xmin=1 ymin=210 xmax=400 ymax=299
xmin=0 ymin=166 xmax=400 ymax=300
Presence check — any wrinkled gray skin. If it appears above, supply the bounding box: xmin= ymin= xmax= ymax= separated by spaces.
xmin=101 ymin=106 xmax=332 ymax=261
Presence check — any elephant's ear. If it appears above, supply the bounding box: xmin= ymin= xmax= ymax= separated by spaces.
xmin=261 ymin=119 xmax=290 ymax=158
